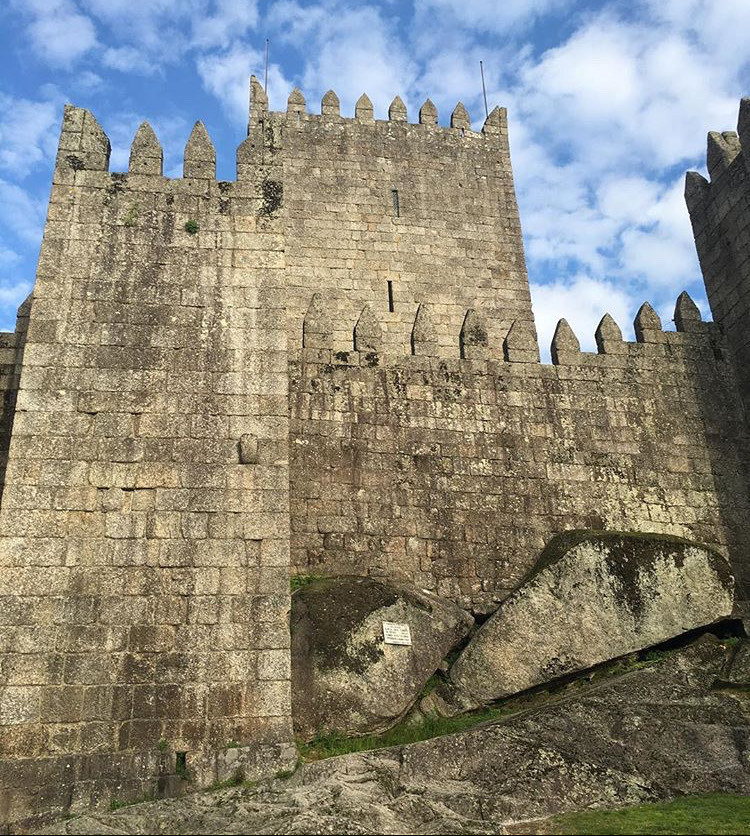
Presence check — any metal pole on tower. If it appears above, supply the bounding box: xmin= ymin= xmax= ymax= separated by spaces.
xmin=480 ymin=60 xmax=489 ymax=119
xmin=264 ymin=39 xmax=269 ymax=92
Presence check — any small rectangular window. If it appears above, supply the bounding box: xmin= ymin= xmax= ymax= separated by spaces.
xmin=391 ymin=189 xmax=400 ymax=218
xmin=387 ymin=280 xmax=394 ymax=312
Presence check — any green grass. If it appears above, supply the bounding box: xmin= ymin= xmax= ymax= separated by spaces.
xmin=109 ymin=790 xmax=155 ymax=811
xmin=546 ymin=794 xmax=750 ymax=835
xmin=298 ymin=705 xmax=515 ymax=760
xmin=206 ymin=769 xmax=245 ymax=792
xmin=290 ymin=573 xmax=327 ymax=592
xmin=298 ymin=643 xmax=690 ymax=762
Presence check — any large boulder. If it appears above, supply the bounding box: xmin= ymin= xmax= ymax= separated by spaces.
xmin=427 ymin=531 xmax=734 ymax=714
xmin=291 ymin=576 xmax=473 ymax=740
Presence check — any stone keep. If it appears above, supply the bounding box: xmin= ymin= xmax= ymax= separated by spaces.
xmin=1 ymin=78 xmax=750 ymax=830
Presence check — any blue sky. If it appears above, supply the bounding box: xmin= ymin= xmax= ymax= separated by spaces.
xmin=1 ymin=0 xmax=750 ymax=356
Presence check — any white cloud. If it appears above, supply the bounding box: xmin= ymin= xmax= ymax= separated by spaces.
xmin=196 ymin=42 xmax=293 ymax=122
xmin=0 ymin=279 xmax=33 ymax=307
xmin=268 ymin=1 xmax=418 ymax=116
xmin=414 ymin=0 xmax=563 ymax=33
xmin=192 ymin=0 xmax=258 ymax=49
xmin=14 ymin=0 xmax=98 ymax=67
xmin=531 ymin=276 xmax=637 ymax=360
xmin=79 ymin=0 xmax=258 ymax=67
xmin=0 ymin=94 xmax=60 ymax=178
xmin=74 ymin=70 xmax=106 ymax=92
xmin=646 ymin=0 xmax=750 ymax=61
xmin=617 ymin=178 xmax=700 ymax=288
xmin=0 ymin=248 xmax=21 ymax=267
xmin=102 ymin=46 xmax=159 ymax=75
xmin=0 ymin=180 xmax=47 ymax=245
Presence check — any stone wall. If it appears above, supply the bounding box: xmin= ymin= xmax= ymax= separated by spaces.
xmin=687 ymin=98 xmax=750 ymax=421
xmin=0 ymin=106 xmax=294 ymax=832
xmin=249 ymin=79 xmax=536 ymax=359
xmin=3 ymin=81 xmax=750 ymax=831
xmin=0 ymin=296 xmax=30 ymax=499
xmin=289 ymin=301 xmax=750 ymax=611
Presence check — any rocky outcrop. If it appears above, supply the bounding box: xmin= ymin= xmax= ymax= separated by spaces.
xmin=37 ymin=636 xmax=750 ymax=835
xmin=427 ymin=531 xmax=734 ymax=714
xmin=721 ymin=641 xmax=750 ymax=685
xmin=291 ymin=576 xmax=473 ymax=740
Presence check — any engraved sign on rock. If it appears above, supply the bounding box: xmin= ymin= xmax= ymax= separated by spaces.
xmin=383 ymin=621 xmax=413 ymax=645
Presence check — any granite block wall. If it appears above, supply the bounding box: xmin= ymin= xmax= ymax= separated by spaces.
xmin=0 ymin=106 xmax=294 ymax=832
xmin=687 ymin=98 xmax=750 ymax=420
xmin=2 ymin=80 xmax=750 ymax=831
xmin=289 ymin=304 xmax=750 ymax=611
xmin=249 ymin=79 xmax=537 ymax=360
xmin=0 ymin=297 xmax=30 ymax=499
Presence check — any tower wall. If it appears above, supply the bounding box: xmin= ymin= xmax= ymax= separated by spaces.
xmin=0 ymin=107 xmax=294 ymax=831
xmin=686 ymin=99 xmax=750 ymax=419
xmin=247 ymin=82 xmax=536 ymax=358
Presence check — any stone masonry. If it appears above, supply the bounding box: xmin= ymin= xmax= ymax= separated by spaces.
xmin=1 ymin=80 xmax=750 ymax=831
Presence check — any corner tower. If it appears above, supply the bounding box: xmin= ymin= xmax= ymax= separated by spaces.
xmin=0 ymin=103 xmax=295 ymax=829
xmin=686 ymin=99 xmax=750 ymax=419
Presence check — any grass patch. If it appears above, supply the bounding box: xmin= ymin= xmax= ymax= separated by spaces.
xmin=298 ymin=705 xmax=514 ymax=761
xmin=275 ymin=761 xmax=301 ymax=780
xmin=298 ymin=642 xmax=692 ymax=763
xmin=546 ymin=793 xmax=750 ymax=835
xmin=109 ymin=791 xmax=155 ymax=812
xmin=290 ymin=574 xmax=326 ymax=592
xmin=123 ymin=203 xmax=140 ymax=227
xmin=207 ymin=768 xmax=245 ymax=792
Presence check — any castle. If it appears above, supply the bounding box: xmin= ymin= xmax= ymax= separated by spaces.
xmin=1 ymin=77 xmax=749 ymax=831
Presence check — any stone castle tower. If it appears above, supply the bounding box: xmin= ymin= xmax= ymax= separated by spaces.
xmin=1 ymin=79 xmax=750 ymax=830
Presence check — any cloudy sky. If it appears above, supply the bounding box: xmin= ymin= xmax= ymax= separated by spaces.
xmin=1 ymin=0 xmax=749 ymax=357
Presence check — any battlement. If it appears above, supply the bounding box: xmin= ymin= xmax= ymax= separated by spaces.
xmin=54 ymin=78 xmax=508 ymax=186
xmin=294 ymin=290 xmax=711 ymax=367
xmin=247 ymin=74 xmax=506 ymax=137
xmin=52 ymin=79 xmax=533 ymax=365
xmin=7 ymin=82 xmax=750 ymax=832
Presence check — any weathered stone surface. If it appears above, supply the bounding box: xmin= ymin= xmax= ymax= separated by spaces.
xmin=418 ymin=98 xmax=437 ymax=125
xmin=722 ymin=641 xmax=750 ymax=685
xmin=430 ymin=532 xmax=734 ymax=713
xmin=37 ymin=637 xmax=750 ymax=835
xmin=549 ymin=317 xmax=579 ymax=363
xmin=7 ymin=85 xmax=750 ymax=831
xmin=291 ymin=576 xmax=473 ymax=740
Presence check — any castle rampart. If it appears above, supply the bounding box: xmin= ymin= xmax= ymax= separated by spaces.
xmin=0 ymin=103 xmax=295 ymax=830
xmin=289 ymin=296 xmax=750 ymax=610
xmin=1 ymin=83 xmax=750 ymax=831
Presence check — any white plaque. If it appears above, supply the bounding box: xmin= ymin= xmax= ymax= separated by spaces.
xmin=382 ymin=621 xmax=412 ymax=646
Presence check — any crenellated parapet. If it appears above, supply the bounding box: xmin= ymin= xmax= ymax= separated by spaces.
xmin=54 ymin=76 xmax=509 ymax=188
xmin=269 ymin=83 xmax=507 ymax=138
xmin=296 ymin=291 xmax=716 ymax=370
xmin=550 ymin=292 xmax=718 ymax=367
xmin=290 ymin=289 xmax=750 ymax=610
xmin=686 ymin=98 xmax=750 ymax=420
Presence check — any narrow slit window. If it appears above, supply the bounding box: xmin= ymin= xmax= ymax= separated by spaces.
xmin=391 ymin=189 xmax=400 ymax=218
xmin=387 ymin=280 xmax=394 ymax=312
